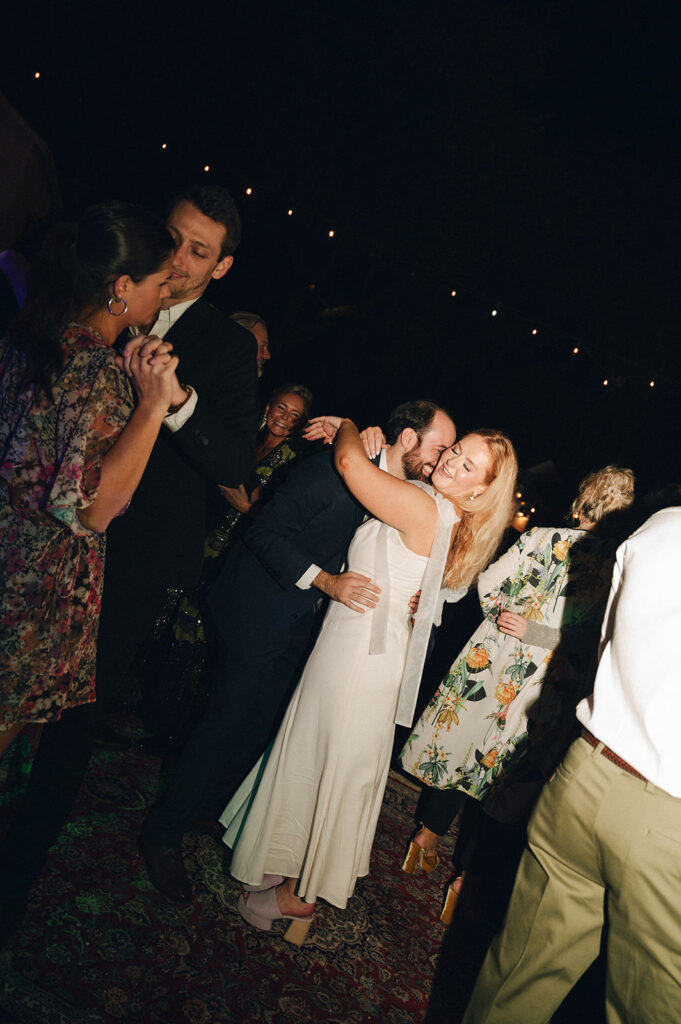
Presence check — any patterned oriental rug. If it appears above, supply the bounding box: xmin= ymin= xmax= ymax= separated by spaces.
xmin=0 ymin=718 xmax=484 ymax=1024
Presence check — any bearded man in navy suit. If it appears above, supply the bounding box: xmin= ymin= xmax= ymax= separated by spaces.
xmin=140 ymin=400 xmax=456 ymax=901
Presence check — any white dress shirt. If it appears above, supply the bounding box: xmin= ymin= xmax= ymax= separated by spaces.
xmin=132 ymin=298 xmax=199 ymax=432
xmin=576 ymin=507 xmax=681 ymax=796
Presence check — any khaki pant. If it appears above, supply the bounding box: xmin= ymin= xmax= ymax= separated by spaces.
xmin=462 ymin=736 xmax=681 ymax=1024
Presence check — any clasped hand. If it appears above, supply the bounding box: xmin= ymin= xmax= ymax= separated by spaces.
xmin=116 ymin=335 xmax=185 ymax=414
xmin=304 ymin=417 xmax=387 ymax=460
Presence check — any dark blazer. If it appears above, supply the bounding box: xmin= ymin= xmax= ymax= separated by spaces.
xmin=106 ymin=296 xmax=259 ymax=592
xmin=209 ymin=449 xmax=371 ymax=636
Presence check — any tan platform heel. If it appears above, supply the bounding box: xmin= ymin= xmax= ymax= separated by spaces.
xmin=402 ymin=826 xmax=440 ymax=874
xmin=440 ymin=872 xmax=466 ymax=926
xmin=284 ymin=916 xmax=314 ymax=946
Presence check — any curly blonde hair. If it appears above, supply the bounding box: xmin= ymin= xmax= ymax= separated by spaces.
xmin=443 ymin=428 xmax=518 ymax=590
xmin=571 ymin=465 xmax=635 ymax=523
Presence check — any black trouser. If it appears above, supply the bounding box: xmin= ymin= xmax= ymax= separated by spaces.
xmin=0 ymin=575 xmax=164 ymax=895
xmin=142 ymin=611 xmax=317 ymax=848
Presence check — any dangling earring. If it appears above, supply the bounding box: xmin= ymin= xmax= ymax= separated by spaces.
xmin=108 ymin=295 xmax=128 ymax=317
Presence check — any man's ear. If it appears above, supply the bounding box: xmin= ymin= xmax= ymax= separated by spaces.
xmin=400 ymin=427 xmax=418 ymax=451
xmin=212 ymin=255 xmax=233 ymax=281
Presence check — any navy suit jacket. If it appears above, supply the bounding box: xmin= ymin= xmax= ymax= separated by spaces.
xmin=106 ymin=296 xmax=259 ymax=592
xmin=209 ymin=449 xmax=371 ymax=638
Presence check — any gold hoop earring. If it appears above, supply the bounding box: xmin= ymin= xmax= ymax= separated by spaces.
xmin=107 ymin=295 xmax=128 ymax=317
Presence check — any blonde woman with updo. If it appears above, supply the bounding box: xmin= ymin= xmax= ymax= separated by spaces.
xmin=401 ymin=465 xmax=635 ymax=907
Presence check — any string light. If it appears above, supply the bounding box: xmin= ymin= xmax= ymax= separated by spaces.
xmin=572 ymin=347 xmax=579 ymax=354
xmin=34 ymin=71 xmax=40 ymax=79
xmin=246 ymin=187 xmax=253 ymax=195
xmin=515 ymin=491 xmax=522 ymax=499
xmin=287 ymin=209 xmax=293 ymax=216
xmin=530 ymin=507 xmax=536 ymax=514
xmin=203 ymin=165 xmax=210 ymax=173
xmin=491 ymin=309 xmax=498 ymax=317
xmin=451 ymin=290 xmax=457 ymax=297
xmin=531 ymin=328 xmax=538 ymax=335
xmin=161 ymin=143 xmax=167 ymax=150
xmin=328 ymin=230 xmax=335 ymax=238
xmin=603 ymin=379 xmax=609 ymax=386
xmin=649 ymin=380 xmax=655 ymax=387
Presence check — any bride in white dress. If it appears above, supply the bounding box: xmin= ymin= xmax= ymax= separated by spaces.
xmin=220 ymin=417 xmax=517 ymax=943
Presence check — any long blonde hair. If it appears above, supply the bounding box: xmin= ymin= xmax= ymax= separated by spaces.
xmin=442 ymin=428 xmax=518 ymax=590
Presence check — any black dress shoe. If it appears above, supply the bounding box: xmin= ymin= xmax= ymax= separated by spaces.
xmin=138 ymin=835 xmax=193 ymax=903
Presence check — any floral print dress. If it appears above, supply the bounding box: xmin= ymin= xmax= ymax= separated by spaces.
xmin=0 ymin=325 xmax=133 ymax=729
xmin=402 ymin=527 xmax=616 ymax=805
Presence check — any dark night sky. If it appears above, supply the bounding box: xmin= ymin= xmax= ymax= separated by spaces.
xmin=3 ymin=0 xmax=680 ymax=504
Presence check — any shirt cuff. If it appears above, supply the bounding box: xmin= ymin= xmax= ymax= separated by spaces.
xmin=164 ymin=386 xmax=198 ymax=432
xmin=297 ymin=564 xmax=322 ymax=590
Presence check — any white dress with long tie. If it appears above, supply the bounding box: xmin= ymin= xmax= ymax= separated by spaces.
xmin=220 ymin=484 xmax=456 ymax=908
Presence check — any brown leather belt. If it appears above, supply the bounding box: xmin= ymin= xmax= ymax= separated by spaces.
xmin=581 ymin=729 xmax=647 ymax=782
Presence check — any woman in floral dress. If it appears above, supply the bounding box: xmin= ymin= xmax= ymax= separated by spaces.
xmin=0 ymin=202 xmax=184 ymax=760
xmin=401 ymin=465 xmax=635 ymax=886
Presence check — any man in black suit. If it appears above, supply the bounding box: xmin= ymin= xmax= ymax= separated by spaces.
xmin=98 ymin=186 xmax=259 ymax=709
xmin=140 ymin=400 xmax=456 ymax=901
xmin=0 ymin=185 xmax=259 ymax=941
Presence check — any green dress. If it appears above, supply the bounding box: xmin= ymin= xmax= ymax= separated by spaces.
xmin=401 ymin=526 xmax=616 ymax=810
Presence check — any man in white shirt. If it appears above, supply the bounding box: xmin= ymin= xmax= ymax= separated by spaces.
xmin=462 ymin=506 xmax=681 ymax=1024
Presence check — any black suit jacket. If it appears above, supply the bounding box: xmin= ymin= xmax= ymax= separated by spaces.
xmin=209 ymin=449 xmax=370 ymax=637
xmin=106 ymin=296 xmax=259 ymax=592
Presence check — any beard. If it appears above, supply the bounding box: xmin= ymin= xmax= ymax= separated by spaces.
xmin=401 ymin=448 xmax=432 ymax=482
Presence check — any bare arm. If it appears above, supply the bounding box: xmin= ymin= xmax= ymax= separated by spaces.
xmin=334 ymin=418 xmax=438 ymax=555
xmin=77 ymin=340 xmax=179 ymax=533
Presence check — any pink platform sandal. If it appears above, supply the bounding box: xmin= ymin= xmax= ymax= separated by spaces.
xmin=237 ymin=887 xmax=314 ymax=946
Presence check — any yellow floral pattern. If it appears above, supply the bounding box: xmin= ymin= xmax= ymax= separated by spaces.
xmin=402 ymin=526 xmax=617 ymax=800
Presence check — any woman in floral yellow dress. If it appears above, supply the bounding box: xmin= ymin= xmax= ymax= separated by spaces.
xmin=401 ymin=466 xmax=635 ymax=885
